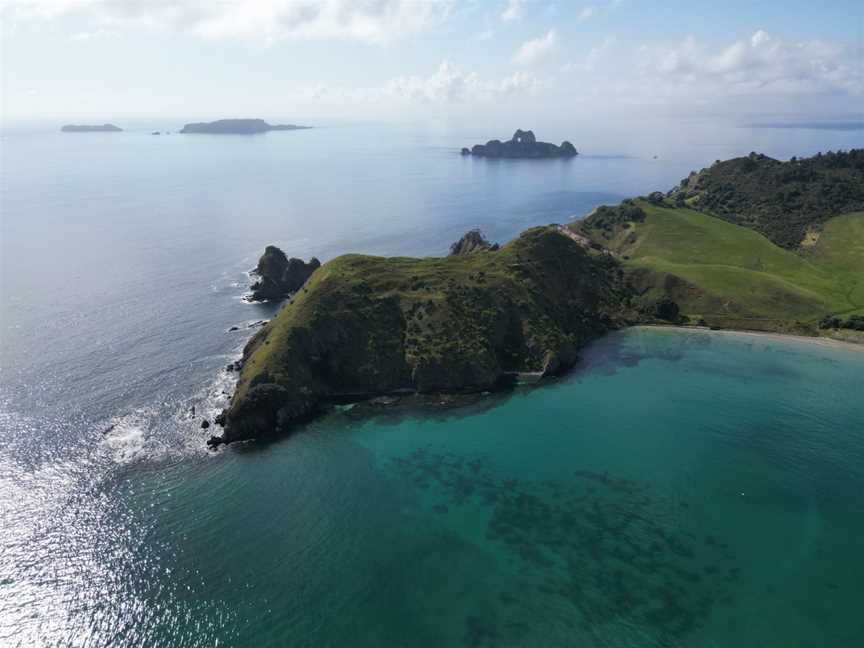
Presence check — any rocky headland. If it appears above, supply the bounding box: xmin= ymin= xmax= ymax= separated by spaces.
xmin=180 ymin=119 xmax=311 ymax=134
xmin=463 ymin=130 xmax=577 ymax=159
xmin=248 ymin=246 xmax=321 ymax=302
xmin=61 ymin=124 xmax=122 ymax=132
xmin=208 ymin=227 xmax=633 ymax=446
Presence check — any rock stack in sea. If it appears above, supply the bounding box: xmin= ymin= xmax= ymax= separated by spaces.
xmin=464 ymin=130 xmax=578 ymax=159
xmin=249 ymin=246 xmax=321 ymax=301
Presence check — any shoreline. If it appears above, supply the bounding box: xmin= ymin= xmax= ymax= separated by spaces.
xmin=635 ymin=324 xmax=864 ymax=353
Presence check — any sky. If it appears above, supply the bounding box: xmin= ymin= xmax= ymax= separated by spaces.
xmin=1 ymin=0 xmax=862 ymax=127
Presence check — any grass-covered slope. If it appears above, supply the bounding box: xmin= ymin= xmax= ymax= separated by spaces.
xmin=669 ymin=150 xmax=864 ymax=249
xmin=214 ymin=227 xmax=631 ymax=445
xmin=574 ymin=202 xmax=864 ymax=331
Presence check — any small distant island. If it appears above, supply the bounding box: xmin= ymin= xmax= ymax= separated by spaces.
xmin=61 ymin=124 xmax=122 ymax=132
xmin=179 ymin=119 xmax=311 ymax=135
xmin=462 ymin=129 xmax=577 ymax=158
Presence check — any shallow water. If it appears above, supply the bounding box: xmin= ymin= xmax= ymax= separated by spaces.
xmin=2 ymin=122 xmax=864 ymax=646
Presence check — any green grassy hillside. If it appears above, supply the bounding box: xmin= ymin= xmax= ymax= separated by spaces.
xmin=804 ymin=212 xmax=864 ymax=316
xmin=575 ymin=203 xmax=864 ymax=331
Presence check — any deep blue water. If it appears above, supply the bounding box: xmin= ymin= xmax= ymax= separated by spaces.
xmin=1 ymin=122 xmax=863 ymax=647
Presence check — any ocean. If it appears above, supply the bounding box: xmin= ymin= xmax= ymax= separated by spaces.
xmin=1 ymin=121 xmax=863 ymax=646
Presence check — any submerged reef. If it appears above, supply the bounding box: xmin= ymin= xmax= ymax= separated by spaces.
xmin=388 ymin=447 xmax=740 ymax=645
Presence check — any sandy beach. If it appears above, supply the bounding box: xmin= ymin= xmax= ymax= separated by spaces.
xmin=636 ymin=325 xmax=864 ymax=353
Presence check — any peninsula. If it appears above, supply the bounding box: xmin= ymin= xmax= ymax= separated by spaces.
xmin=209 ymin=227 xmax=631 ymax=446
xmin=179 ymin=119 xmax=310 ymax=134
xmin=462 ymin=129 xmax=577 ymax=158
xmin=210 ymin=149 xmax=863 ymax=447
xmin=61 ymin=124 xmax=122 ymax=132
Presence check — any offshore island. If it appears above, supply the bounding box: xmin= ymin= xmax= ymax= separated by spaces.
xmin=61 ymin=124 xmax=123 ymax=132
xmin=208 ymin=148 xmax=864 ymax=446
xmin=462 ymin=129 xmax=577 ymax=158
xmin=179 ymin=118 xmax=311 ymax=134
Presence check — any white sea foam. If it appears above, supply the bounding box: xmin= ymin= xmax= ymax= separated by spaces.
xmin=100 ymin=412 xmax=148 ymax=464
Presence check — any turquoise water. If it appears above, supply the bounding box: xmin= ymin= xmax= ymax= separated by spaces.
xmin=11 ymin=328 xmax=862 ymax=647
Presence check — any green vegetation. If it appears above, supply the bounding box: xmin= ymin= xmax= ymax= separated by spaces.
xmin=670 ymin=150 xmax=864 ymax=248
xmin=575 ymin=202 xmax=864 ymax=331
xmin=820 ymin=314 xmax=864 ymax=331
xmin=216 ymin=150 xmax=864 ymax=445
xmin=215 ymin=227 xmax=632 ymax=444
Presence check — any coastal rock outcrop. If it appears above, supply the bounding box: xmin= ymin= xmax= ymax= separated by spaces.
xmin=61 ymin=124 xmax=122 ymax=132
xmin=180 ymin=119 xmax=310 ymax=134
xmin=465 ymin=130 xmax=578 ymax=159
xmin=249 ymin=246 xmax=320 ymax=302
xmin=209 ymin=226 xmax=631 ymax=446
xmin=448 ymin=229 xmax=499 ymax=256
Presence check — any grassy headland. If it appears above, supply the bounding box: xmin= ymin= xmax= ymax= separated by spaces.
xmin=214 ymin=149 xmax=863 ymax=445
xmin=215 ymin=227 xmax=632 ymax=445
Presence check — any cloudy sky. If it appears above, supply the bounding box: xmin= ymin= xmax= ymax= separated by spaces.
xmin=1 ymin=0 xmax=862 ymax=126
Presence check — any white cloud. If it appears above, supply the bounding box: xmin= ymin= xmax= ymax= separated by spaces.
xmin=637 ymin=30 xmax=862 ymax=96
xmin=578 ymin=6 xmax=595 ymax=21
xmin=512 ymin=29 xmax=557 ymax=65
xmin=478 ymin=28 xmax=494 ymax=41
xmin=0 ymin=0 xmax=453 ymax=44
xmin=563 ymin=37 xmax=614 ymax=73
xmin=70 ymin=27 xmax=117 ymax=40
xmin=385 ymin=60 xmax=536 ymax=103
xmin=500 ymin=0 xmax=522 ymax=22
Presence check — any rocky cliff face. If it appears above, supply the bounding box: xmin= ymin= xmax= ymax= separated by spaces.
xmin=210 ymin=227 xmax=631 ymax=446
xmin=448 ymin=230 xmax=499 ymax=256
xmin=466 ymin=130 xmax=578 ymax=159
xmin=249 ymin=246 xmax=321 ymax=301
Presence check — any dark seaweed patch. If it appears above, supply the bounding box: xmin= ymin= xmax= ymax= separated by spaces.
xmin=388 ymin=448 xmax=739 ymax=644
